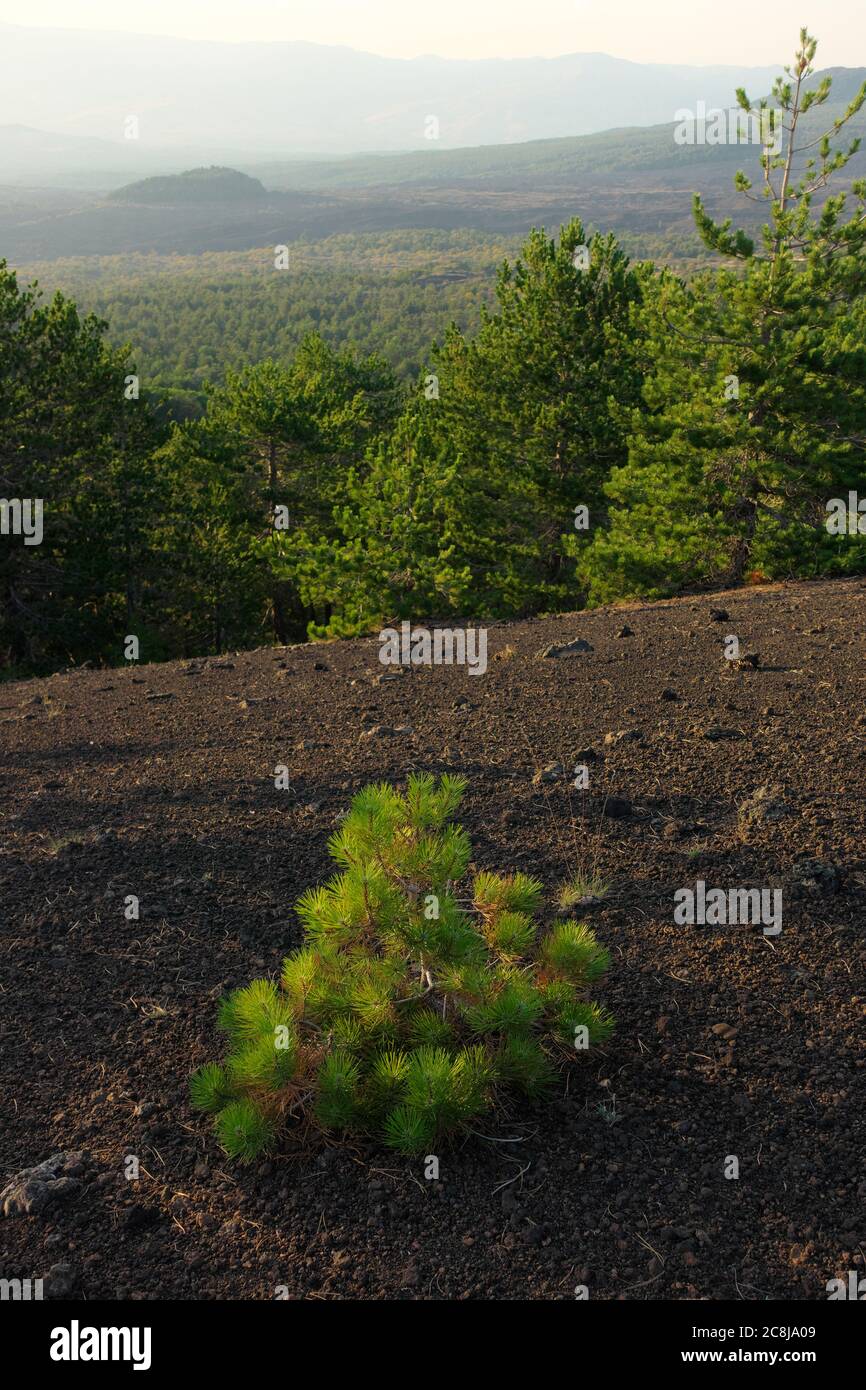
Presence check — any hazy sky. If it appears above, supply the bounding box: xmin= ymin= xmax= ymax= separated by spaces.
xmin=2 ymin=1 xmax=864 ymax=67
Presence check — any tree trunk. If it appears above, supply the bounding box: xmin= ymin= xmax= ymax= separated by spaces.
xmin=726 ymin=495 xmax=759 ymax=584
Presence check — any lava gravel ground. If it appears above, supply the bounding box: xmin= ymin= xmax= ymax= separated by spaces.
xmin=1 ymin=577 xmax=864 ymax=1301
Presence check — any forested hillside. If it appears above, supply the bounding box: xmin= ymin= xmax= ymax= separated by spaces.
xmin=13 ymin=233 xmax=515 ymax=408
xmin=2 ymin=33 xmax=865 ymax=678
xmin=14 ymin=230 xmax=715 ymax=413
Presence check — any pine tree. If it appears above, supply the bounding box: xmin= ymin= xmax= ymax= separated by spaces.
xmin=275 ymin=406 xmax=458 ymax=638
xmin=284 ymin=220 xmax=644 ymax=634
xmin=191 ymin=775 xmax=613 ymax=1160
xmin=183 ymin=335 xmax=403 ymax=642
xmin=582 ymin=30 xmax=866 ymax=600
xmin=148 ymin=417 xmax=266 ymax=655
xmin=430 ymin=219 xmax=644 ymax=613
xmin=0 ymin=262 xmax=162 ymax=673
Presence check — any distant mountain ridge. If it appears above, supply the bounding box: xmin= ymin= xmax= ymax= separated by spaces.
xmin=2 ymin=63 xmax=865 ymax=263
xmin=242 ymin=71 xmax=866 ymax=191
xmin=3 ymin=65 xmax=864 ymax=193
xmin=0 ymin=21 xmax=787 ymax=159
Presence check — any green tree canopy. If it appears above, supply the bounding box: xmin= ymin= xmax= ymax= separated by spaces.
xmin=582 ymin=30 xmax=866 ymax=600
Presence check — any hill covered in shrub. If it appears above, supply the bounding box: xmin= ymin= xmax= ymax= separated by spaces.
xmin=110 ymin=166 xmax=268 ymax=205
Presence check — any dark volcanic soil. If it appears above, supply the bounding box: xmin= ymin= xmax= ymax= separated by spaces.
xmin=1 ymin=577 xmax=864 ymax=1301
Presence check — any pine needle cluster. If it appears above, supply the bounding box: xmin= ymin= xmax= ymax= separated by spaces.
xmin=191 ymin=774 xmax=613 ymax=1160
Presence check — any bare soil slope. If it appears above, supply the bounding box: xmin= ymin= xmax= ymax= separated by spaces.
xmin=1 ymin=577 xmax=864 ymax=1300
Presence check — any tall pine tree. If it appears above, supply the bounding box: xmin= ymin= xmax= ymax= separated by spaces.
xmin=290 ymin=219 xmax=644 ymax=635
xmin=583 ymin=30 xmax=866 ymax=601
